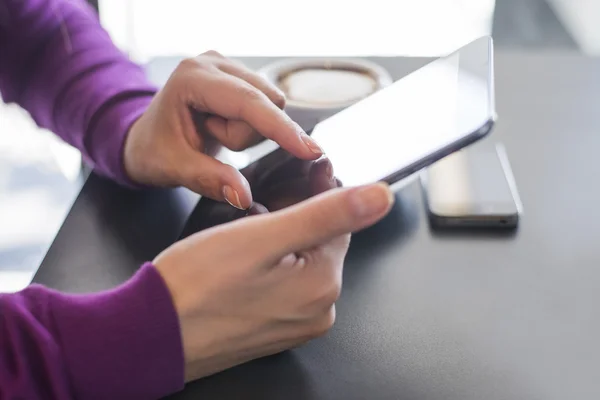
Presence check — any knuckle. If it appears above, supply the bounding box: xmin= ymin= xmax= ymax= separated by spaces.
xmin=235 ymin=85 xmax=265 ymax=118
xmin=323 ymin=280 xmax=342 ymax=305
xmin=339 ymin=233 xmax=352 ymax=251
xmin=237 ymin=84 xmax=263 ymax=103
xmin=272 ymin=90 xmax=286 ymax=109
xmin=228 ymin=57 xmax=247 ymax=69
xmin=203 ymin=49 xmax=224 ymax=58
xmin=178 ymin=57 xmax=213 ymax=79
xmin=310 ymin=271 xmax=342 ymax=309
xmin=179 ymin=57 xmax=201 ymax=71
xmin=181 ymin=56 xmax=215 ymax=73
xmin=310 ymin=307 xmax=336 ymax=338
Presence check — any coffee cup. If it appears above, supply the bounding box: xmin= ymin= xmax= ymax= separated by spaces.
xmin=259 ymin=58 xmax=392 ymax=132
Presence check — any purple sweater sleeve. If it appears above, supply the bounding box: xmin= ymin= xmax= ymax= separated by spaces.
xmin=0 ymin=263 xmax=185 ymax=399
xmin=0 ymin=0 xmax=157 ymax=185
xmin=0 ymin=0 xmax=185 ymax=397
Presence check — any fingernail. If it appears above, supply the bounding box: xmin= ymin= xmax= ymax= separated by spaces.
xmin=350 ymin=183 xmax=395 ymax=218
xmin=301 ymin=134 xmax=324 ymax=156
xmin=223 ymin=185 xmax=244 ymax=210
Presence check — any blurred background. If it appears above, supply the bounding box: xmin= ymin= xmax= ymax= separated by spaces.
xmin=0 ymin=0 xmax=594 ymax=291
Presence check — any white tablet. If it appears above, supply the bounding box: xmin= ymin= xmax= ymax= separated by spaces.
xmin=214 ymin=36 xmax=495 ymax=188
xmin=310 ymin=35 xmax=496 ymax=187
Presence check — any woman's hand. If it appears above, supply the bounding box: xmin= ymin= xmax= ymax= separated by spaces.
xmin=124 ymin=50 xmax=323 ymax=210
xmin=154 ymin=181 xmax=395 ymax=382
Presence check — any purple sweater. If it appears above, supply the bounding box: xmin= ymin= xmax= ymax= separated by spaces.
xmin=0 ymin=0 xmax=184 ymax=398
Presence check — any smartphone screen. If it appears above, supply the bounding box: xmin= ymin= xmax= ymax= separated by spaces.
xmin=425 ymin=142 xmax=522 ymax=220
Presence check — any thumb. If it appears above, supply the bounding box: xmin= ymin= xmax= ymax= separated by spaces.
xmin=244 ymin=183 xmax=395 ymax=262
xmin=180 ymin=151 xmax=252 ymax=209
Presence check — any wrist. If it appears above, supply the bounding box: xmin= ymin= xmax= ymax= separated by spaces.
xmin=122 ymin=113 xmax=148 ymax=187
xmin=87 ymin=93 xmax=155 ymax=186
xmin=154 ymin=257 xmax=241 ymax=382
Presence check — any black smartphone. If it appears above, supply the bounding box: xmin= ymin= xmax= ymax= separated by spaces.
xmin=179 ymin=152 xmax=339 ymax=239
xmin=422 ymin=142 xmax=522 ymax=229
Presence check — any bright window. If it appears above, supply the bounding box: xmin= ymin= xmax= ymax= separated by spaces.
xmin=99 ymin=0 xmax=496 ymax=62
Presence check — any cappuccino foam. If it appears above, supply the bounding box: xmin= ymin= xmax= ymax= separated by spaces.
xmin=278 ymin=68 xmax=377 ymax=107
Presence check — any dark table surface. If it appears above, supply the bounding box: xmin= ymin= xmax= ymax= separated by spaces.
xmin=35 ymin=52 xmax=600 ymax=400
